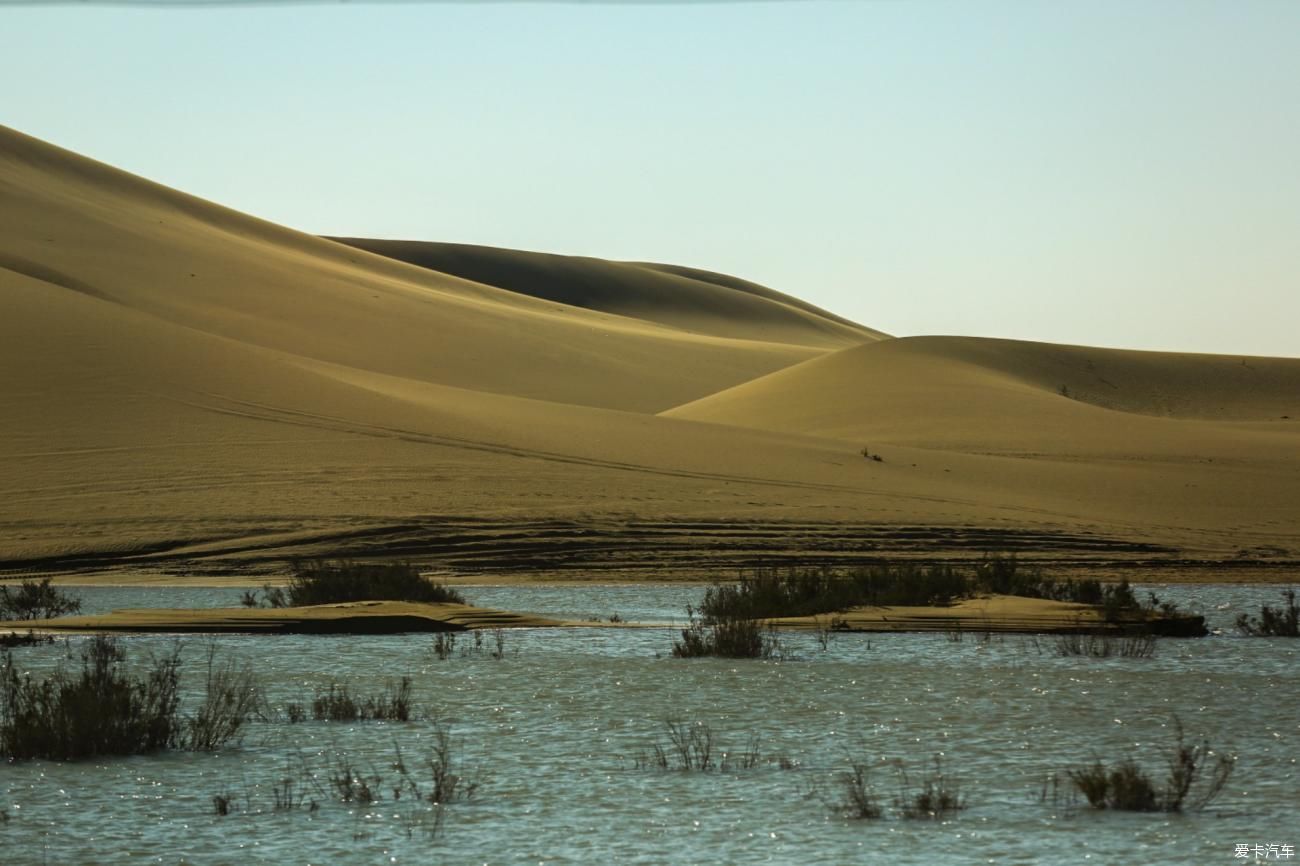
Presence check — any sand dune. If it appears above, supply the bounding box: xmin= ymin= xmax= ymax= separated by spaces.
xmin=329 ymin=237 xmax=883 ymax=348
xmin=2 ymin=125 xmax=1298 ymax=572
xmin=665 ymin=336 xmax=1300 ymax=446
xmin=1 ymin=125 xmax=841 ymax=414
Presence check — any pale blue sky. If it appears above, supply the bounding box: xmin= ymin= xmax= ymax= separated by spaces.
xmin=4 ymin=1 xmax=1298 ymax=357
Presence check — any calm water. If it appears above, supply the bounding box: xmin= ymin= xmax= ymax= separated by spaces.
xmin=1 ymin=584 xmax=1297 ymax=865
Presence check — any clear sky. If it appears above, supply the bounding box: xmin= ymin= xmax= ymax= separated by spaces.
xmin=4 ymin=0 xmax=1298 ymax=357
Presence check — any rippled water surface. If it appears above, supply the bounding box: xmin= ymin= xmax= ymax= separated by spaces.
xmin=2 ymin=583 xmax=1297 ymax=865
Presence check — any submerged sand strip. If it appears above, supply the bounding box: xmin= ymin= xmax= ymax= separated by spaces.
xmin=1 ymin=601 xmax=566 ymax=635
xmin=1 ymin=595 xmax=1205 ymax=637
xmin=766 ymin=594 xmax=1206 ymax=635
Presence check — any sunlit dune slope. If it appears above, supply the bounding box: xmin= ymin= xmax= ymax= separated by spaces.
xmin=665 ymin=335 xmax=1300 ymax=450
xmin=329 ymin=237 xmax=885 ymax=348
xmin=0 ymin=125 xmax=850 ymax=414
xmin=2 ymin=124 xmax=1298 ymax=568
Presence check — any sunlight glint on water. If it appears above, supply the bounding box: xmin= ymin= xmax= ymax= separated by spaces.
xmin=1 ymin=584 xmax=1296 ymax=865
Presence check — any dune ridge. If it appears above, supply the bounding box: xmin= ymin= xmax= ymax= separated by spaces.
xmin=3 ymin=124 xmax=1299 ymax=573
xmin=328 ymin=237 xmax=884 ymax=348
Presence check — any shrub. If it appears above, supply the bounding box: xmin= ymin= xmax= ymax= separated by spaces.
xmin=186 ymin=645 xmax=263 ymax=750
xmin=394 ymin=725 xmax=479 ymax=807
xmin=696 ymin=557 xmax=1183 ymax=630
xmin=0 ymin=578 xmax=81 ymax=621
xmin=0 ymin=637 xmax=263 ymax=761
xmin=257 ymin=561 xmax=465 ymax=608
xmin=635 ymin=719 xmax=779 ymax=772
xmin=671 ymin=606 xmax=780 ymax=659
xmin=894 ymin=756 xmax=964 ymax=819
xmin=1066 ymin=722 xmax=1234 ymax=812
xmin=1236 ymin=589 xmax=1300 ymax=637
xmin=309 ymin=677 xmax=413 ymax=722
xmin=838 ymin=761 xmax=884 ymax=819
xmin=1 ymin=636 xmax=180 ymax=760
xmin=432 ymin=631 xmax=457 ymax=660
xmin=1054 ymin=631 xmax=1157 ymax=658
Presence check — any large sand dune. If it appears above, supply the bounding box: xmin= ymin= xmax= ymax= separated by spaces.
xmin=2 ymin=125 xmax=1298 ymax=574
xmin=328 ymin=237 xmax=884 ymax=348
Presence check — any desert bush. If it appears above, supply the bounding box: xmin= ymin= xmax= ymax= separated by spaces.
xmin=837 ymin=761 xmax=884 ymax=819
xmin=0 ymin=578 xmax=81 ymax=621
xmin=894 ymin=756 xmax=964 ymax=819
xmin=671 ymin=606 xmax=779 ymax=659
xmin=432 ymin=631 xmax=457 ymax=660
xmin=329 ymin=760 xmax=381 ymax=805
xmin=1054 ymin=631 xmax=1157 ymax=658
xmin=392 ymin=725 xmax=480 ymax=807
xmin=1236 ymin=589 xmax=1300 ymax=637
xmin=1066 ymin=723 xmax=1234 ymax=812
xmin=257 ymin=560 xmax=465 ymax=608
xmin=695 ymin=558 xmax=1182 ymax=635
xmin=1 ymin=637 xmax=263 ymax=761
xmin=636 ymin=719 xmax=780 ymax=772
xmin=185 ymin=645 xmax=263 ymax=750
xmin=699 ymin=563 xmax=967 ymax=622
xmin=309 ymin=677 xmax=413 ymax=722
xmin=1 ymin=636 xmax=181 ymax=760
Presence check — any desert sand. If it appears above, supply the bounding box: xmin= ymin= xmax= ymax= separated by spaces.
xmin=2 ymin=124 xmax=1298 ymax=579
xmin=0 ymin=600 xmax=562 ymax=635
xmin=0 ymin=595 xmax=1198 ymax=638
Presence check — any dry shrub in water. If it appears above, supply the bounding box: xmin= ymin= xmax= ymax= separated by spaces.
xmin=186 ymin=645 xmax=263 ymax=751
xmin=1236 ymin=589 xmax=1300 ymax=637
xmin=309 ymin=677 xmax=413 ymax=722
xmin=1054 ymin=631 xmax=1157 ymax=659
xmin=1067 ymin=721 xmax=1234 ymax=812
xmin=0 ymin=637 xmax=260 ymax=760
xmin=894 ymin=756 xmax=964 ymax=820
xmin=838 ymin=761 xmax=884 ymax=819
xmin=671 ymin=605 xmax=781 ymax=659
xmin=635 ymin=719 xmax=783 ymax=772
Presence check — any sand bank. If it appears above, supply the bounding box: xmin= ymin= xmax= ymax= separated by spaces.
xmin=767 ymin=594 xmax=1207 ymax=636
xmin=1 ymin=600 xmax=565 ymax=635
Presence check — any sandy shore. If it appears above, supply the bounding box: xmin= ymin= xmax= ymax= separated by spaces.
xmin=769 ymin=594 xmax=1205 ymax=635
xmin=1 ymin=600 xmax=567 ymax=635
xmin=1 ymin=594 xmax=1203 ymax=637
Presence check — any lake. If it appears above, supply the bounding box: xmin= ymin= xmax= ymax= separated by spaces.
xmin=1 ymin=583 xmax=1296 ymax=865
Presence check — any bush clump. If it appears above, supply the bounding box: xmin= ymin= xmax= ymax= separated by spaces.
xmin=895 ymin=756 xmax=965 ymax=820
xmin=296 ymin=677 xmax=413 ymax=722
xmin=672 ymin=605 xmax=781 ymax=659
xmin=1066 ymin=723 xmax=1234 ymax=812
xmin=698 ymin=557 xmax=1179 ymax=626
xmin=1 ymin=637 xmax=261 ymax=761
xmin=1236 ymin=589 xmax=1300 ymax=637
xmin=250 ymin=560 xmax=465 ymax=608
xmin=0 ymin=578 xmax=81 ymax=621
